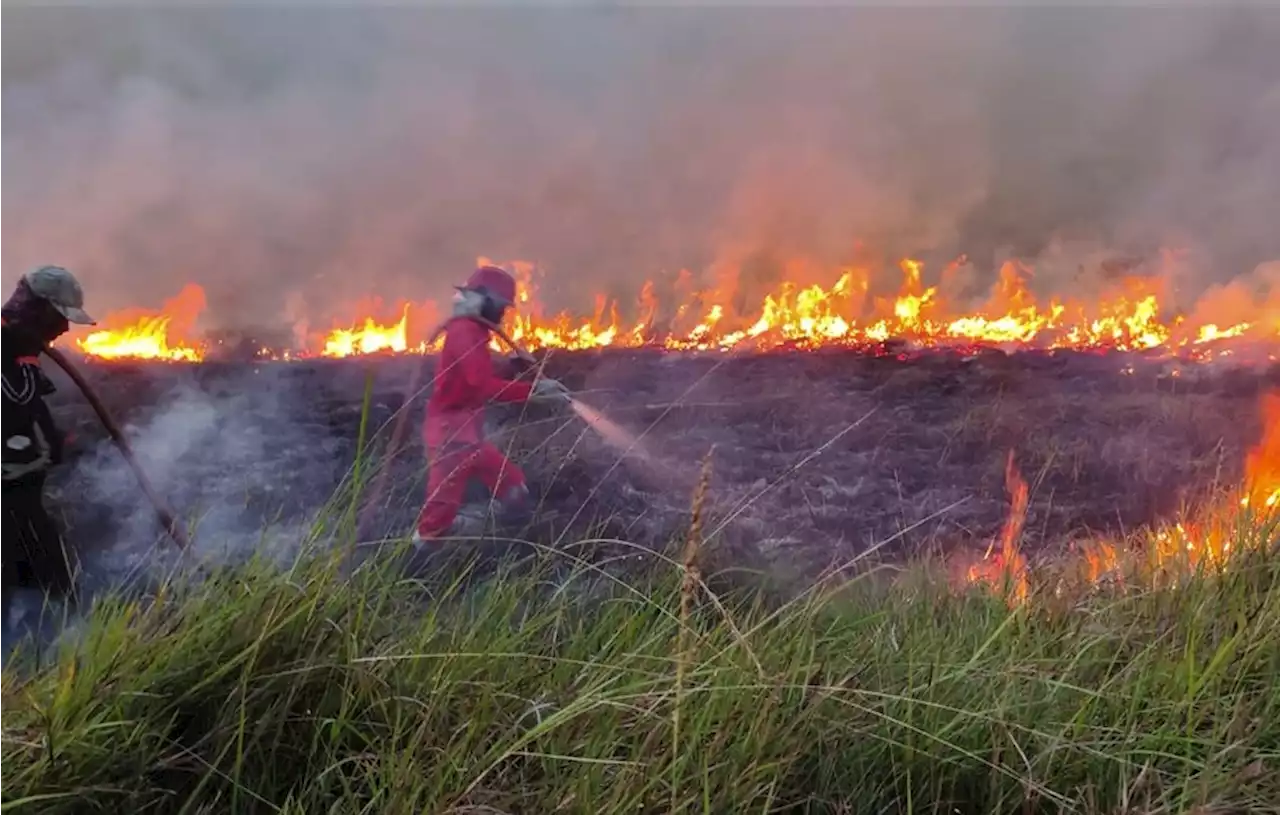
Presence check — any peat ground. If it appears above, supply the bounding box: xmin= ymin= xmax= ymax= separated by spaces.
xmin=42 ymin=346 xmax=1280 ymax=584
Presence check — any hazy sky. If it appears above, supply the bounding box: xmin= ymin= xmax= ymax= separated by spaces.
xmin=4 ymin=5 xmax=1279 ymax=328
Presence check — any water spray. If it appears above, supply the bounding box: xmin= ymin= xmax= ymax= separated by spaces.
xmin=567 ymin=397 xmax=655 ymax=464
xmin=43 ymin=346 xmax=190 ymax=550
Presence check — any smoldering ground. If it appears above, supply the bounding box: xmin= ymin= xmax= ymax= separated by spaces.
xmin=4 ymin=5 xmax=1280 ymax=330
xmin=46 ymin=364 xmax=353 ymax=593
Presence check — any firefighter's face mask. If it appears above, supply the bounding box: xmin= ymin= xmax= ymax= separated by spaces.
xmin=3 ymin=282 xmax=70 ymax=345
xmin=481 ymin=299 xmax=509 ymax=326
xmin=451 ymin=286 xmax=512 ymax=326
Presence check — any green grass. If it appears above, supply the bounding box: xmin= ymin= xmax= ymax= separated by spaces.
xmin=2 ymin=513 xmax=1278 ymax=814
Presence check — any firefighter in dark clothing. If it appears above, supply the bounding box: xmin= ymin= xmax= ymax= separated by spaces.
xmin=2 ymin=266 xmax=96 ymax=606
xmin=414 ymin=265 xmax=570 ymax=542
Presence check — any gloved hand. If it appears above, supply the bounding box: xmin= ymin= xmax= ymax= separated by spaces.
xmin=532 ymin=377 xmax=571 ymax=403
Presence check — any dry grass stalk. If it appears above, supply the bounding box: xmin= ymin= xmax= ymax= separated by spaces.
xmin=672 ymin=445 xmax=715 ymax=809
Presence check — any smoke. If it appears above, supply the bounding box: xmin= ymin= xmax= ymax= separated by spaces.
xmin=4 ymin=5 xmax=1279 ymax=328
xmin=0 ymin=365 xmax=355 ymax=648
xmin=59 ymin=373 xmax=341 ymax=587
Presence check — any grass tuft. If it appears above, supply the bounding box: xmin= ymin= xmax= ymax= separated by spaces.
xmin=3 ymin=512 xmax=1278 ymax=813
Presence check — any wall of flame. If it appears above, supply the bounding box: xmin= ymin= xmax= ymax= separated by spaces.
xmin=68 ymin=257 xmax=1279 ymax=363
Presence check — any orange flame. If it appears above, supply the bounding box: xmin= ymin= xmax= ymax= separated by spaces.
xmin=74 ymin=284 xmax=207 ymax=362
xmin=967 ymin=451 xmax=1031 ymax=604
xmin=1044 ymin=390 xmax=1279 ymax=595
xmin=1242 ymin=390 xmax=1280 ymax=512
xmin=71 ymin=256 xmax=1279 ymax=362
xmin=322 ymin=305 xmax=410 ymax=358
xmin=63 ymin=265 xmax=1279 ymax=606
xmin=1081 ymin=540 xmax=1122 ymax=585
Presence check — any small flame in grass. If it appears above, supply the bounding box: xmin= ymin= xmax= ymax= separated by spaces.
xmin=78 ymin=316 xmax=203 ymax=362
xmin=967 ymin=451 xmax=1030 ymax=605
xmin=1081 ymin=540 xmax=1122 ymax=585
xmin=1242 ymin=390 xmax=1280 ymax=512
xmin=1196 ymin=322 xmax=1251 ymax=344
xmin=987 ymin=390 xmax=1280 ymax=603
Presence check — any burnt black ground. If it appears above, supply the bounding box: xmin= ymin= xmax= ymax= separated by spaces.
xmin=39 ymin=347 xmax=1280 ymax=586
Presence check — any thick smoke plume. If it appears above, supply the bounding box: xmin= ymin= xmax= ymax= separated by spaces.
xmin=4 ymin=5 xmax=1280 ymax=329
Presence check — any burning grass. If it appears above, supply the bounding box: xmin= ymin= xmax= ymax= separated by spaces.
xmin=63 ymin=255 xmax=1280 ymax=363
xmin=2 ymin=503 xmax=1277 ymax=813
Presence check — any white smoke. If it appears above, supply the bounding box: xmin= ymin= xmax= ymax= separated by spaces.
xmin=61 ymin=376 xmax=329 ymax=588
xmin=3 ymin=5 xmax=1279 ymax=326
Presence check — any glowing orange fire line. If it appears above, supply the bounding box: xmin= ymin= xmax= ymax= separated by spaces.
xmin=71 ymin=258 xmax=1278 ymax=363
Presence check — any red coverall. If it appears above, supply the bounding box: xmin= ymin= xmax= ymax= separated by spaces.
xmin=416 ymin=317 xmax=534 ymax=539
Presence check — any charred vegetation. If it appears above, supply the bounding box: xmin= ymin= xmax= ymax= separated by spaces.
xmin=41 ymin=348 xmax=1280 ymax=587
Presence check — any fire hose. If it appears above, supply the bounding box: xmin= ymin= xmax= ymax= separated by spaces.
xmin=43 ymin=346 xmax=191 ymax=550
xmin=357 ymin=315 xmax=537 ymax=536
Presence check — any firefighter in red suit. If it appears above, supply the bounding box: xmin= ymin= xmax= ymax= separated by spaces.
xmin=414 ymin=265 xmax=569 ymax=542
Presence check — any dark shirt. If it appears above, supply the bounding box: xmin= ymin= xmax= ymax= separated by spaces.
xmin=2 ymin=322 xmax=63 ymax=482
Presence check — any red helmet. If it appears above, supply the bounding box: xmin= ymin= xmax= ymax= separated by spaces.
xmin=464 ymin=265 xmax=517 ymax=306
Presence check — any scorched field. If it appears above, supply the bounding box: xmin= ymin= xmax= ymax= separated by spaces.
xmin=42 ymin=343 xmax=1280 ymax=587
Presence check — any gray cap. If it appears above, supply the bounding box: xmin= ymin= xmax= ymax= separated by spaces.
xmin=23 ymin=265 xmax=95 ymax=325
